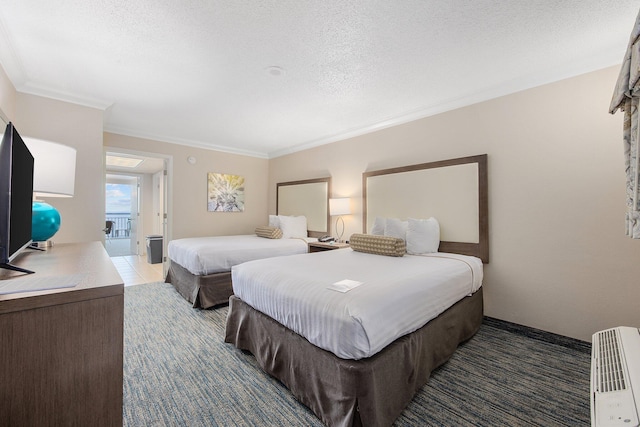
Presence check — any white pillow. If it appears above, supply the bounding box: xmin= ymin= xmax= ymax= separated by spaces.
xmin=384 ymin=218 xmax=408 ymax=240
xmin=278 ymin=215 xmax=308 ymax=238
xmin=406 ymin=217 xmax=440 ymax=254
xmin=268 ymin=215 xmax=280 ymax=228
xmin=370 ymin=217 xmax=385 ymax=235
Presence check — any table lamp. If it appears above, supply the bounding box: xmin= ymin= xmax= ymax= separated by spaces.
xmin=24 ymin=138 xmax=77 ymax=246
xmin=329 ymin=198 xmax=351 ymax=242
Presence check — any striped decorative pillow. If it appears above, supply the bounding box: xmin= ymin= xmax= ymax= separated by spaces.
xmin=349 ymin=233 xmax=405 ymax=257
xmin=255 ymin=226 xmax=283 ymax=239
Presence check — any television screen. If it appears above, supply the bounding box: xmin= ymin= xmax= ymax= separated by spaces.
xmin=0 ymin=122 xmax=35 ymax=273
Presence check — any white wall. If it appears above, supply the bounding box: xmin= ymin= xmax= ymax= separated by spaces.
xmin=0 ymin=65 xmax=16 ymax=122
xmin=0 ymin=66 xmax=106 ymax=245
xmin=141 ymin=172 xmax=156 ymax=245
xmin=15 ymin=93 xmax=105 ymax=244
xmin=104 ymin=133 xmax=269 ymax=240
xmin=269 ymin=65 xmax=640 ymax=342
xmin=1 ymin=63 xmax=271 ymax=247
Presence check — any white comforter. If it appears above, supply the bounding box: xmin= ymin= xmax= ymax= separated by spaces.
xmin=232 ymin=249 xmax=483 ymax=360
xmin=168 ymin=235 xmax=313 ymax=275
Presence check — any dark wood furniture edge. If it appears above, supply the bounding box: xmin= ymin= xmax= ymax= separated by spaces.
xmin=0 ymin=283 xmax=123 ymax=315
xmin=0 ymin=242 xmax=125 ymax=314
xmin=308 ymin=242 xmax=350 ymax=252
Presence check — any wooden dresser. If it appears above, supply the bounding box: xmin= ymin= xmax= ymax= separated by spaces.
xmin=0 ymin=242 xmax=124 ymax=426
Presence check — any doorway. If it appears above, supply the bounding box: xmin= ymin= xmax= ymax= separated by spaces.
xmin=104 ymin=149 xmax=172 ymax=285
xmin=105 ymin=174 xmax=139 ymax=256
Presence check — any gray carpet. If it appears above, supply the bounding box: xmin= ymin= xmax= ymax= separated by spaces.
xmin=123 ymin=282 xmax=591 ymax=426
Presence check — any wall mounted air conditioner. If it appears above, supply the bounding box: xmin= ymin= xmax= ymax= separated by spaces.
xmin=591 ymin=326 xmax=640 ymax=427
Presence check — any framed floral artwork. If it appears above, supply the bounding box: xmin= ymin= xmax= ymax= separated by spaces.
xmin=207 ymin=173 xmax=245 ymax=212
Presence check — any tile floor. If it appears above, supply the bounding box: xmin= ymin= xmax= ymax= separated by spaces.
xmin=110 ymin=255 xmax=164 ymax=287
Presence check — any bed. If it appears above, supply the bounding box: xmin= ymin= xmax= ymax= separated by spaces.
xmin=225 ymin=154 xmax=489 ymax=426
xmin=166 ymin=235 xmax=315 ymax=308
xmin=165 ymin=177 xmax=331 ymax=308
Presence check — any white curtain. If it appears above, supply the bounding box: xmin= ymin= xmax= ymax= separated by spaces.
xmin=610 ymin=10 xmax=640 ymax=238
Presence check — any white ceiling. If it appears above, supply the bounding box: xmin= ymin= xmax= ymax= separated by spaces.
xmin=0 ymin=1 xmax=637 ymax=158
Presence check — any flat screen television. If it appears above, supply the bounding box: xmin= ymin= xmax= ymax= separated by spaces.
xmin=0 ymin=122 xmax=35 ymax=274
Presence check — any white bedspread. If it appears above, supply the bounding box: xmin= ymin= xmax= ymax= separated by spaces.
xmin=168 ymin=235 xmax=313 ymax=275
xmin=232 ymin=249 xmax=483 ymax=360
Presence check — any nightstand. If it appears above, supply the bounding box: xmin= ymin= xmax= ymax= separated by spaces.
xmin=308 ymin=241 xmax=350 ymax=253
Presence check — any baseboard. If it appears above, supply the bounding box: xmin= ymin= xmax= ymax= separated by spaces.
xmin=483 ymin=316 xmax=591 ymax=354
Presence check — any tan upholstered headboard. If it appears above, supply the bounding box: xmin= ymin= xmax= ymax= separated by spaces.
xmin=276 ymin=177 xmax=331 ymax=238
xmin=363 ymin=154 xmax=488 ymax=263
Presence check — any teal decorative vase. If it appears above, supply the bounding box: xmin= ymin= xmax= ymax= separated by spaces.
xmin=32 ymin=201 xmax=61 ymax=242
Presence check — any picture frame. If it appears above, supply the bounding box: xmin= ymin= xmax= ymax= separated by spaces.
xmin=207 ymin=173 xmax=245 ymax=212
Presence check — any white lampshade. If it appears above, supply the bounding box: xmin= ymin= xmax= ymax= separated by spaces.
xmin=329 ymin=198 xmax=351 ymax=216
xmin=24 ymin=138 xmax=76 ymax=197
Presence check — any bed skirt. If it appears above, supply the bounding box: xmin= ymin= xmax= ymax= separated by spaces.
xmin=225 ymin=287 xmax=483 ymax=427
xmin=165 ymin=261 xmax=232 ymax=309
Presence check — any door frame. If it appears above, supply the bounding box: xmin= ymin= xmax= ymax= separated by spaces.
xmin=104 ymin=147 xmax=173 ymax=273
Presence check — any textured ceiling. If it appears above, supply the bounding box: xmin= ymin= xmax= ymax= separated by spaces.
xmin=0 ymin=1 xmax=637 ymax=158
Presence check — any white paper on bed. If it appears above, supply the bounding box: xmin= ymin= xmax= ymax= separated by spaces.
xmin=168 ymin=235 xmax=313 ymax=275
xmin=232 ymin=249 xmax=483 ymax=360
xmin=327 ymin=279 xmax=363 ymax=292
